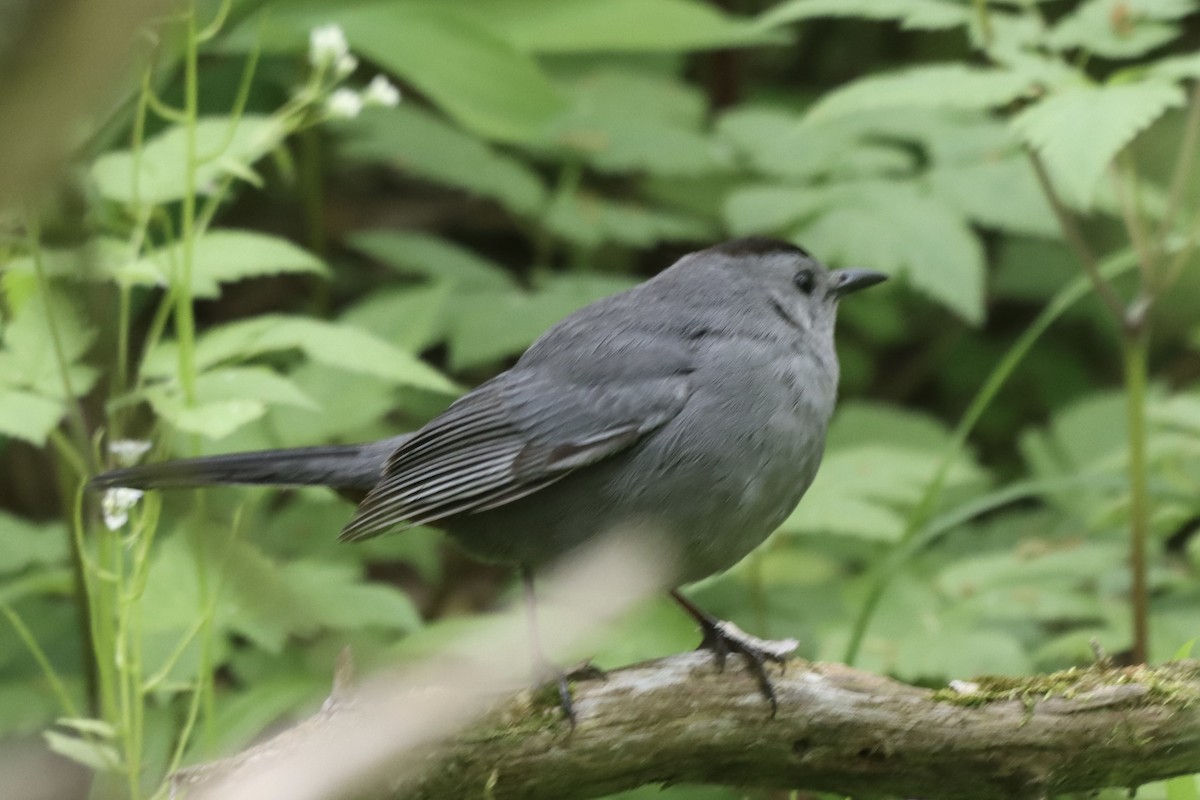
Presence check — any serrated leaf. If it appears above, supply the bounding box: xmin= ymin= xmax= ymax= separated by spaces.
xmin=729 ymin=180 xmax=985 ymax=322
xmin=0 ymin=513 xmax=68 ymax=574
xmin=445 ymin=0 xmax=779 ymax=51
xmin=91 ymin=115 xmax=287 ymax=206
xmin=281 ymin=561 xmax=422 ymax=632
xmin=341 ymin=6 xmax=565 ymax=142
xmin=129 ymin=231 xmax=326 ymax=299
xmin=1048 ymin=0 xmax=1182 ymax=59
xmin=343 ymin=104 xmax=546 ymax=214
xmin=761 ymin=0 xmax=971 ymax=31
xmin=806 ymin=65 xmax=1037 ymax=122
xmin=347 ymin=230 xmax=514 ymax=289
xmin=1011 ymin=80 xmax=1185 ymax=209
xmin=144 ymin=315 xmax=457 ymax=395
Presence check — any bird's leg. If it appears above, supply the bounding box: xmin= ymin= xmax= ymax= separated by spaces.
xmin=669 ymin=589 xmax=798 ymax=715
xmin=521 ymin=566 xmax=576 ymax=724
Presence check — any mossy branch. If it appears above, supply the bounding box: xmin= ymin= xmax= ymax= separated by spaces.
xmin=180 ymin=653 xmax=1200 ymax=800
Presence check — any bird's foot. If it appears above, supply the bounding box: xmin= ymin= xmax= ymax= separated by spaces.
xmin=695 ymin=618 xmax=798 ymax=715
xmin=534 ymin=659 xmax=603 ymax=727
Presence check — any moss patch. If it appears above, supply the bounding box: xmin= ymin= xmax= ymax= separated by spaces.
xmin=932 ymin=661 xmax=1200 ymax=708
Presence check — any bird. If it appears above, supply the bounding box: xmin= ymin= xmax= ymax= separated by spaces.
xmin=90 ymin=237 xmax=887 ymax=716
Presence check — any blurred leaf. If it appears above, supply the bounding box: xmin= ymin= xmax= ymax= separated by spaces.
xmin=343 ymin=104 xmax=546 ymax=214
xmin=1048 ymin=0 xmax=1183 ymax=59
xmin=1150 ymin=52 xmax=1200 ymax=81
xmin=145 ymin=315 xmax=458 ymax=395
xmin=146 ymin=366 xmax=316 ymax=440
xmin=806 ymin=65 xmax=1038 ymax=122
xmin=341 ymin=285 xmax=451 ymax=355
xmin=726 ymin=180 xmax=984 ymax=321
xmin=44 ymin=730 xmax=121 ymax=772
xmin=91 ymin=115 xmax=287 ymax=205
xmin=544 ymin=191 xmax=712 ymax=248
xmin=280 ymin=561 xmax=422 ymax=632
xmin=717 ymin=108 xmax=913 ymax=180
xmin=539 ymin=69 xmax=729 ymax=176
xmin=0 ymin=286 xmax=97 ymax=398
xmin=761 ymin=0 xmax=971 ymax=31
xmin=128 ymin=231 xmax=327 ymax=299
xmin=446 ymin=0 xmax=779 ymax=52
xmin=781 ymin=403 xmax=987 ymax=541
xmin=446 ymin=274 xmax=637 ymax=370
xmin=347 ymin=230 xmax=515 ymax=289
xmin=0 ymin=513 xmax=67 ymax=574
xmin=342 ymin=6 xmax=565 ymax=142
xmin=926 ymin=157 xmax=1058 ymax=237
xmin=0 ymin=389 xmax=68 ymax=446
xmin=1011 ymin=80 xmax=1185 ymax=209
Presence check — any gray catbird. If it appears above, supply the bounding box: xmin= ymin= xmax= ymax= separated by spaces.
xmin=91 ymin=237 xmax=886 ymax=713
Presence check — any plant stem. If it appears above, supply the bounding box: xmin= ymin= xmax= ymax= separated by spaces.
xmin=175 ymin=2 xmax=200 ymax=404
xmin=1027 ymin=149 xmax=1126 ymax=323
xmin=1122 ymin=325 xmax=1151 ymax=664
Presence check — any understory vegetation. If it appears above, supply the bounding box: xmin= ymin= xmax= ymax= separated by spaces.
xmin=1 ymin=0 xmax=1199 ymax=798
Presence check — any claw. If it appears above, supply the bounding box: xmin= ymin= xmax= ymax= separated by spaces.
xmin=671 ymin=590 xmax=798 ymax=715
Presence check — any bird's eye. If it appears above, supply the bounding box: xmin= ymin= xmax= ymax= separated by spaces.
xmin=793 ymin=269 xmax=815 ymax=294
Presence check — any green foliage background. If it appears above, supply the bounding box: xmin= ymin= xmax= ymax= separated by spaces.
xmin=1 ymin=0 xmax=1200 ymax=797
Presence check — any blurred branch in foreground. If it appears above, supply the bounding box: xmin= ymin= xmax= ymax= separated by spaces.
xmin=190 ymin=648 xmax=1200 ymax=800
xmin=178 ymin=531 xmax=669 ymax=800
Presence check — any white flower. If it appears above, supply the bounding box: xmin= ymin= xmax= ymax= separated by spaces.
xmin=361 ymin=75 xmax=401 ymax=108
xmin=108 ymin=439 xmax=151 ymax=466
xmin=309 ymin=24 xmax=350 ymax=70
xmin=335 ymin=54 xmax=358 ymax=79
xmin=326 ymin=88 xmax=363 ymax=119
xmin=102 ymin=488 xmax=144 ymax=531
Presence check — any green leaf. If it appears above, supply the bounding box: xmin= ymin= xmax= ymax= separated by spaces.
xmin=280 ymin=561 xmax=422 ymax=632
xmin=146 ymin=367 xmax=316 ymax=440
xmin=445 ymin=0 xmax=779 ymax=52
xmin=446 ymin=275 xmax=637 ymax=370
xmin=926 ymin=158 xmax=1058 ymax=237
xmin=341 ymin=6 xmax=565 ymax=142
xmin=1150 ymin=51 xmax=1200 ymax=81
xmin=761 ymin=0 xmax=971 ymax=31
xmin=717 ymin=108 xmax=914 ymax=180
xmin=91 ymin=115 xmax=287 ymax=206
xmin=538 ymin=69 xmax=729 ymax=176
xmin=44 ymin=730 xmax=121 ymax=772
xmin=806 ymin=65 xmax=1037 ymax=122
xmin=144 ymin=315 xmax=458 ymax=395
xmin=543 ymin=191 xmax=713 ymax=248
xmin=780 ymin=403 xmax=987 ymax=541
xmin=343 ymin=104 xmax=546 ymax=215
xmin=0 ymin=513 xmax=67 ymax=574
xmin=0 ymin=390 xmax=67 ymax=446
xmin=347 ymin=230 xmax=514 ymax=289
xmin=1011 ymin=80 xmax=1185 ymax=209
xmin=0 ymin=286 xmax=98 ymax=400
xmin=1048 ymin=0 xmax=1182 ymax=59
xmin=725 ymin=180 xmax=985 ymax=321
xmin=129 ymin=230 xmax=327 ymax=299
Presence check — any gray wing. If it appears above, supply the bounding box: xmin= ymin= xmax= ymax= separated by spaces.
xmin=338 ymin=368 xmax=690 ymax=542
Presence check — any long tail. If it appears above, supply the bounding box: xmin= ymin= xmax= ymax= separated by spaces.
xmin=88 ymin=434 xmax=410 ymax=492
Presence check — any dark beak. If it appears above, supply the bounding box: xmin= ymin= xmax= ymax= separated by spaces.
xmin=832 ymin=268 xmax=888 ymax=298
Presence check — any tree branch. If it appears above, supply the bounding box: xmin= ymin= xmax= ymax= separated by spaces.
xmin=184 ymin=653 xmax=1200 ymax=800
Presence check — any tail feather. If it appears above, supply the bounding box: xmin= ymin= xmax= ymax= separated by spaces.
xmin=88 ymin=435 xmax=410 ymax=492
